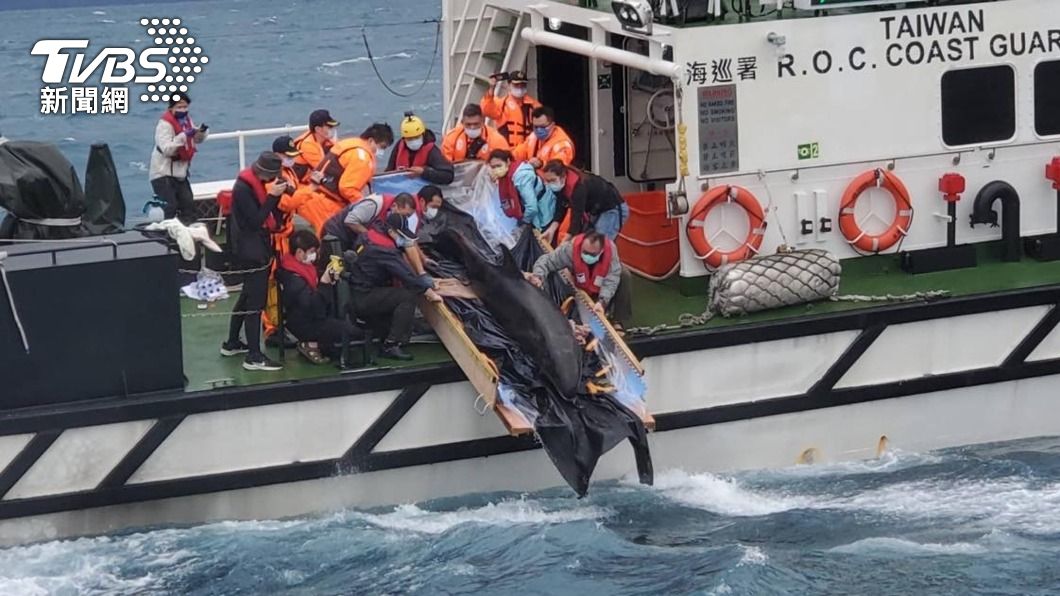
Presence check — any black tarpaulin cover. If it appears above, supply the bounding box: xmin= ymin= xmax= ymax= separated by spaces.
xmin=83 ymin=143 xmax=126 ymax=234
xmin=0 ymin=140 xmax=86 ymax=239
xmin=423 ymin=204 xmax=653 ymax=496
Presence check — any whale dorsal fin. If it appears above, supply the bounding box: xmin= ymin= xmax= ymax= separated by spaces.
xmin=498 ymin=245 xmax=522 ymax=278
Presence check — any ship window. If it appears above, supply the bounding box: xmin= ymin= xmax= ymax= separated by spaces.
xmin=941 ymin=65 xmax=1015 ymax=146
xmin=1036 ymin=60 xmax=1060 ymax=136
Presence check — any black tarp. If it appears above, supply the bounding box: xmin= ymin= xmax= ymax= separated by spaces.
xmin=83 ymin=143 xmax=126 ymax=234
xmin=422 ymin=203 xmax=653 ymax=496
xmin=0 ymin=140 xmax=86 ymax=240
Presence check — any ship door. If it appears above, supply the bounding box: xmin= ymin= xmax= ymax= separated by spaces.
xmin=535 ymin=24 xmax=591 ymax=170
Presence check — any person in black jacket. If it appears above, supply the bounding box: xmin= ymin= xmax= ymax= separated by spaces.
xmin=385 ymin=112 xmax=455 ymax=185
xmin=541 ymin=159 xmax=629 ymax=245
xmin=347 ymin=211 xmax=442 ymax=361
xmin=221 ymin=152 xmax=286 ymax=371
xmin=277 ymin=230 xmax=361 ymax=368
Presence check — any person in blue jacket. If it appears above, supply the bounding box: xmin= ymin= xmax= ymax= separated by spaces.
xmin=487 ymin=149 xmax=555 ymax=231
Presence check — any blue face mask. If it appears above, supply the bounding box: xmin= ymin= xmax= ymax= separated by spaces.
xmin=582 ymin=251 xmax=601 ymax=265
xmin=533 ymin=126 xmax=550 ymax=140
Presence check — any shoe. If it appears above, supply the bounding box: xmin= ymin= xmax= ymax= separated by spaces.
xmin=242 ymin=355 xmax=283 ymax=371
xmin=220 ymin=340 xmax=249 ymax=357
xmin=379 ymin=342 xmax=413 ymax=361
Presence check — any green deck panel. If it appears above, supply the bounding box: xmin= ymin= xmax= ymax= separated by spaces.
xmin=181 ymin=243 xmax=1060 ymax=391
xmin=179 ymin=294 xmax=451 ymax=393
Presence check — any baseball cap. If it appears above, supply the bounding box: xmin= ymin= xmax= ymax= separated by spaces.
xmin=385 ymin=211 xmax=417 ymax=243
xmin=309 ymin=109 xmax=340 ymax=129
xmin=272 ymin=135 xmax=301 ymax=157
xmin=509 ymin=70 xmax=529 ymax=83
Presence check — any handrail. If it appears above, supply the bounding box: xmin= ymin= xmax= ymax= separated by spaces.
xmin=205 ymin=124 xmax=309 ymax=170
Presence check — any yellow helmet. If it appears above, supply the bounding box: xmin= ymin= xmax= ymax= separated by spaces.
xmin=400 ymin=113 xmax=426 ymax=139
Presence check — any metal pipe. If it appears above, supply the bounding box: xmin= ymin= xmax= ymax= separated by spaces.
xmin=970 ymin=180 xmax=1022 ymax=262
xmin=519 ymin=28 xmax=682 ymax=80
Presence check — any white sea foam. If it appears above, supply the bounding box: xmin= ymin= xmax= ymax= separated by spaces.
xmin=651 ymin=470 xmax=805 ymax=516
xmin=830 ymin=536 xmax=986 ymax=556
xmin=355 ymin=499 xmax=612 ymax=535
xmin=128 ymin=161 xmax=148 ymax=172
xmin=736 ymin=545 xmax=768 ymax=566
xmin=320 ymin=52 xmax=412 ymax=68
xmin=99 ymin=19 xmax=116 ymax=24
xmin=92 ymin=10 xmax=105 ymax=14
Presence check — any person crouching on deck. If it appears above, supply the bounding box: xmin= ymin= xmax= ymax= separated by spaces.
xmin=529 ymin=230 xmax=633 ymax=332
xmin=386 ymin=112 xmax=454 ymax=185
xmin=346 ymin=211 xmax=443 ymax=361
xmin=278 ymin=230 xmax=362 ymax=369
xmin=487 ymin=148 xmax=555 ymax=232
xmin=541 ymin=159 xmax=629 ymax=245
xmin=221 ymin=152 xmax=287 ymax=371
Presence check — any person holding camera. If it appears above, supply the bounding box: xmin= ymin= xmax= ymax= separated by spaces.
xmin=150 ymin=93 xmax=208 ymax=223
xmin=277 ymin=230 xmax=362 ymax=369
xmin=221 ymin=152 xmax=287 ymax=371
xmin=481 ymin=70 xmax=541 ymax=146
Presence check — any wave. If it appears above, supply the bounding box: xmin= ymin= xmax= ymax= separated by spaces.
xmin=98 ymin=19 xmax=116 ymax=23
xmin=650 ymin=470 xmax=806 ymax=516
xmin=354 ymin=499 xmax=612 ymax=535
xmin=320 ymin=52 xmax=412 ymax=68
xmin=829 ymin=536 xmax=986 ymax=556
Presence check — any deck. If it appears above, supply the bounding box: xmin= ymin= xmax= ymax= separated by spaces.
xmin=180 ymin=242 xmax=1060 ymax=392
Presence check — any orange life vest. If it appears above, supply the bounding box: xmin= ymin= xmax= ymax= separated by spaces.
xmin=315 ymin=138 xmax=374 ymax=203
xmin=292 ymin=131 xmax=332 ymax=181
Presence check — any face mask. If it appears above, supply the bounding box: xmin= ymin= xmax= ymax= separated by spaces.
xmin=375 ymin=147 xmax=386 ymax=158
xmin=546 ymin=180 xmax=564 ymax=192
xmin=534 ymin=126 xmax=550 ymax=140
xmin=425 ymin=206 xmax=439 ymax=220
xmin=511 ymin=86 xmax=527 ymax=99
xmin=328 ymin=128 xmax=338 ymax=141
xmin=173 ymin=110 xmax=188 ymax=120
xmin=302 ymin=251 xmax=318 ymax=264
xmin=464 ymin=126 xmax=482 ymax=139
xmin=490 ymin=164 xmax=509 ymax=179
xmin=405 ymin=137 xmax=424 ymax=151
xmin=281 ymin=156 xmax=295 ymax=168
xmin=581 ymin=251 xmax=601 ymax=265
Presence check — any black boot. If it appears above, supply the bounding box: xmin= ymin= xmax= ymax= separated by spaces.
xmin=379 ymin=341 xmax=413 ymax=361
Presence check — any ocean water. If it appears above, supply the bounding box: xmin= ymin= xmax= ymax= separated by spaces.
xmin=0 ymin=0 xmax=443 ymax=218
xmin=4 ymin=436 xmax=1060 ymax=594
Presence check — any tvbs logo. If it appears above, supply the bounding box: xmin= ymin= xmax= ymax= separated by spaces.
xmin=32 ymin=18 xmax=208 ymax=115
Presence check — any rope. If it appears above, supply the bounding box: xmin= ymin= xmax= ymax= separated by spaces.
xmin=177 ymin=262 xmax=271 ymax=276
xmin=0 ymin=260 xmax=29 ymax=353
xmin=362 ymin=20 xmax=441 ymax=98
xmin=181 ymin=309 xmax=261 ymax=318
xmin=627 ymin=310 xmax=714 ymax=337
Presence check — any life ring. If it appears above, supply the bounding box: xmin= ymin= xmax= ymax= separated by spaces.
xmin=686 ymin=185 xmax=766 ymax=269
xmin=838 ymin=169 xmax=913 ymax=253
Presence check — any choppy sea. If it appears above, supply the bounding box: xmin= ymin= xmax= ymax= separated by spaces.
xmin=4 ymin=1 xmax=1060 ymax=594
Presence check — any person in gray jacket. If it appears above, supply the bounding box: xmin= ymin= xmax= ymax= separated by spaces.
xmin=529 ymin=230 xmax=633 ymax=330
xmin=150 ymin=94 xmax=208 ymax=223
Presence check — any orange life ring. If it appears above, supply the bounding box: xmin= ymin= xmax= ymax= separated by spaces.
xmin=838 ymin=169 xmax=914 ymax=253
xmin=686 ymin=185 xmax=766 ymax=269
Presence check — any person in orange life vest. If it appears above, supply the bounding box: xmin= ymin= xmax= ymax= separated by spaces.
xmin=385 ymin=112 xmax=454 ymax=185
xmin=277 ymin=230 xmax=363 ymax=369
xmin=298 ymin=123 xmax=395 ymax=233
xmin=481 ymin=70 xmax=541 ymax=146
xmin=261 ymin=134 xmax=308 ymax=342
xmin=513 ymin=106 xmax=575 ymax=172
xmin=441 ymin=103 xmax=509 ymax=163
xmin=150 ymin=93 xmax=207 ymax=223
xmin=529 ymin=230 xmax=633 ymax=330
xmin=221 ymin=152 xmax=288 ymax=372
xmin=291 ymin=109 xmax=339 ymax=182
xmin=487 ymin=149 xmax=555 ymax=231
xmin=541 ymin=159 xmax=628 ymax=245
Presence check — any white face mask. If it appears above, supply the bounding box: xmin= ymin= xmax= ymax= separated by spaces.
xmin=464 ymin=126 xmax=482 ymax=139
xmin=511 ymin=87 xmax=527 ymax=99
xmin=425 ymin=206 xmax=439 ymax=220
xmin=327 ymin=128 xmax=338 ymax=141
xmin=301 ymin=251 xmax=318 ymax=264
xmin=281 ymin=156 xmax=295 ymax=168
xmin=546 ymin=180 xmax=564 ymax=192
xmin=405 ymin=137 xmax=424 ymax=151
xmin=375 ymin=147 xmax=386 ymax=158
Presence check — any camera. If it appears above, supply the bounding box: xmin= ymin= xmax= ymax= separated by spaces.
xmin=199 ymin=123 xmax=209 ymax=132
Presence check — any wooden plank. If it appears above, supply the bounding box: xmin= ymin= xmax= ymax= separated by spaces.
xmin=419 ymin=297 xmax=534 ymax=436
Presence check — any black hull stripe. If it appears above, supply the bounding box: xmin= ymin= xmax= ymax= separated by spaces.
xmin=0 ymin=358 xmax=1059 ymax=521
xmin=1004 ymin=305 xmax=1060 ymax=366
xmin=97 ymin=416 xmax=185 ymax=489
xmin=0 ymin=431 xmax=62 ymax=499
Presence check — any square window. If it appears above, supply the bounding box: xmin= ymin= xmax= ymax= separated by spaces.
xmin=941 ymin=65 xmax=1015 ymax=146
xmin=1035 ymin=60 xmax=1060 ymax=136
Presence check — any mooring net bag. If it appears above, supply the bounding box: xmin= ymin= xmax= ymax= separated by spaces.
xmin=708 ymin=249 xmax=841 ymax=316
